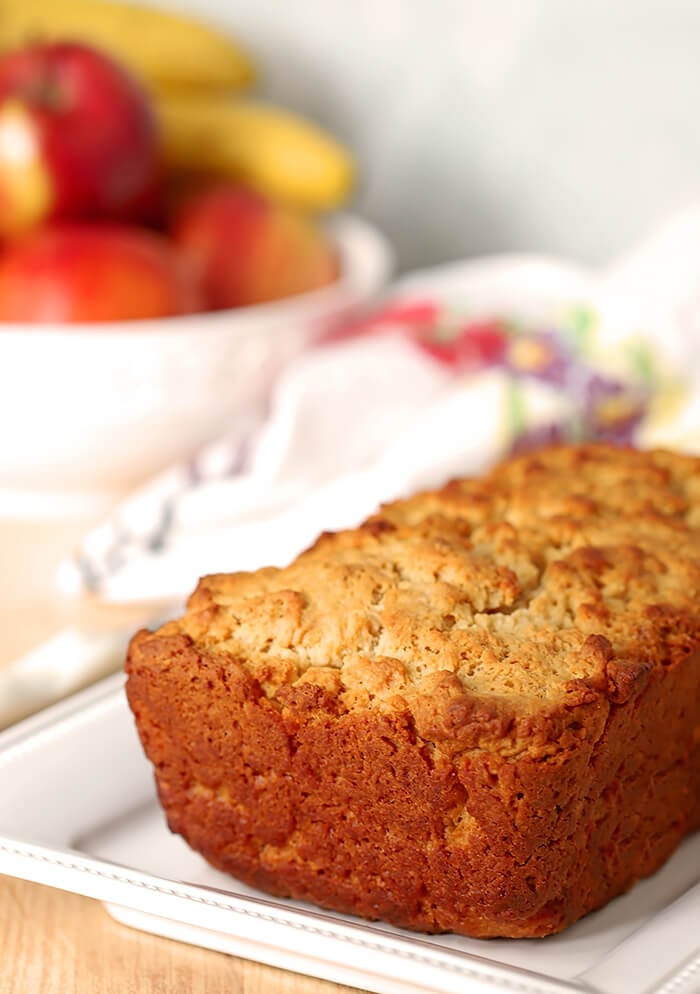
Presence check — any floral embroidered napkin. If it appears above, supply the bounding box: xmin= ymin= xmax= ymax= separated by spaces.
xmin=58 ymin=210 xmax=700 ymax=607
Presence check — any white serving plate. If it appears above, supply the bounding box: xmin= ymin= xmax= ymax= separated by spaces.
xmin=0 ymin=673 xmax=698 ymax=994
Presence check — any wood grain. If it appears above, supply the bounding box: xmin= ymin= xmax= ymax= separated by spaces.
xmin=0 ymin=515 xmax=359 ymax=994
xmin=0 ymin=876 xmax=359 ymax=994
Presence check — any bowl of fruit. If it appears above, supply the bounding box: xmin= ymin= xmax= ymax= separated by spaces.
xmin=0 ymin=2 xmax=392 ymax=504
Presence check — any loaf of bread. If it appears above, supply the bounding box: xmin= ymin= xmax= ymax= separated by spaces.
xmin=126 ymin=444 xmax=700 ymax=938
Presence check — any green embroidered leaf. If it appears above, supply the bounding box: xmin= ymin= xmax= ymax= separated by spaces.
xmin=504 ymin=380 xmax=528 ymax=439
xmin=624 ymin=340 xmax=657 ymax=385
xmin=564 ymin=305 xmax=597 ymax=354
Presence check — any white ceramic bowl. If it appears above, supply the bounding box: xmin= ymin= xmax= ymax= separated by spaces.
xmin=0 ymin=214 xmax=393 ymax=507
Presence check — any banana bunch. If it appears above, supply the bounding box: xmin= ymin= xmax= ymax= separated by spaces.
xmin=156 ymin=96 xmax=355 ymax=211
xmin=0 ymin=0 xmax=255 ymax=95
xmin=0 ymin=0 xmax=356 ymax=211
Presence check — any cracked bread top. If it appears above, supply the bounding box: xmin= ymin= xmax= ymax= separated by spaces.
xmin=154 ymin=444 xmax=700 ymax=756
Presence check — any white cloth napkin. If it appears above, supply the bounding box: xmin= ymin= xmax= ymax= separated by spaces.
xmin=58 ymin=208 xmax=700 ymax=606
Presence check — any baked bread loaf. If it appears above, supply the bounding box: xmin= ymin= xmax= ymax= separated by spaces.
xmin=126 ymin=444 xmax=700 ymax=938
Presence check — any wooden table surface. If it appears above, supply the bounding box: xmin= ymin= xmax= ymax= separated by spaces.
xmin=0 ymin=515 xmax=359 ymax=994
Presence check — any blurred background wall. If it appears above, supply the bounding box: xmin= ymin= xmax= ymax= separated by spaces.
xmin=163 ymin=0 xmax=700 ymax=271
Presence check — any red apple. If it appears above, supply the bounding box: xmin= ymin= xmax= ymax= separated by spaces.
xmin=171 ymin=184 xmax=339 ymax=309
xmin=0 ymin=224 xmax=202 ymax=322
xmin=0 ymin=42 xmax=160 ymax=236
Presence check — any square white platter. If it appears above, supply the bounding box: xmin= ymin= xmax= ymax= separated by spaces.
xmin=0 ymin=672 xmax=698 ymax=994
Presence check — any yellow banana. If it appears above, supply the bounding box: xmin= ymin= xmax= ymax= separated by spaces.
xmin=0 ymin=0 xmax=255 ymax=95
xmin=156 ymin=95 xmax=355 ymax=211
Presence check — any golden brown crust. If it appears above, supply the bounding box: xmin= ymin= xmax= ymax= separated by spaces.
xmin=126 ymin=444 xmax=700 ymax=937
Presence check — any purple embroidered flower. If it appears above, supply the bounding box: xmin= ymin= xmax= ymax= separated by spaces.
xmin=508 ymin=373 xmax=649 ymax=456
xmin=583 ymin=374 xmax=649 ymax=444
xmin=504 ymin=330 xmax=571 ymax=386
